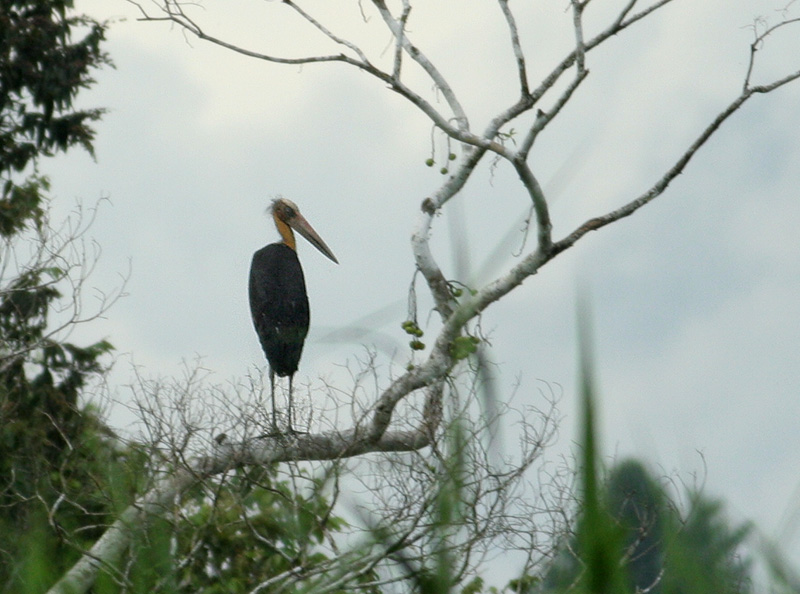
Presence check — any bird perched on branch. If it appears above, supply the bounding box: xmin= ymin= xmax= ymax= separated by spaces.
xmin=249 ymin=198 xmax=338 ymax=433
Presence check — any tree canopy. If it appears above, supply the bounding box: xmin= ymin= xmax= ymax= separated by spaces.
xmin=0 ymin=0 xmax=109 ymax=232
xmin=0 ymin=1 xmax=116 ymax=588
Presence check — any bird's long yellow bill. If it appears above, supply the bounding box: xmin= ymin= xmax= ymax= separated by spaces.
xmin=289 ymin=214 xmax=339 ymax=264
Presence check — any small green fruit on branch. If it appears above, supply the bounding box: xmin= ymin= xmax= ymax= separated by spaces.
xmin=402 ymin=320 xmax=426 ymax=350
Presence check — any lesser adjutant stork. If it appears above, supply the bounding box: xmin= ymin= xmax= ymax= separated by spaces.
xmin=249 ymin=198 xmax=338 ymax=433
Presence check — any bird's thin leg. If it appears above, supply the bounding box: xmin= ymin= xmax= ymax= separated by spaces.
xmin=288 ymin=374 xmax=294 ymax=433
xmin=270 ymin=368 xmax=278 ymax=433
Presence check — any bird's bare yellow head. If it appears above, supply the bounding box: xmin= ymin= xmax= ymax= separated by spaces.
xmin=271 ymin=197 xmax=300 ymax=250
xmin=269 ymin=197 xmax=338 ymax=264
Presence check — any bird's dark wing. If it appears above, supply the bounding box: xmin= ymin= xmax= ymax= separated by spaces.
xmin=249 ymin=243 xmax=310 ymax=377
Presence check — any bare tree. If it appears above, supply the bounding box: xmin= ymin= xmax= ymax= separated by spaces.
xmin=105 ymin=358 xmax=570 ymax=593
xmin=0 ymin=197 xmax=125 ymax=373
xmin=49 ymin=1 xmax=800 ymax=592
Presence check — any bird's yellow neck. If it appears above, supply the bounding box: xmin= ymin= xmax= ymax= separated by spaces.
xmin=274 ymin=212 xmax=296 ymax=250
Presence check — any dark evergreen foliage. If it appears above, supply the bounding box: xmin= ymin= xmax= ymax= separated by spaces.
xmin=534 ymin=459 xmax=753 ymax=594
xmin=0 ymin=1 xmax=118 ymax=589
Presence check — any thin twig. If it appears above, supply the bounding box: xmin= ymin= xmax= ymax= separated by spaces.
xmin=372 ymin=0 xmax=470 ymax=132
xmin=498 ymin=0 xmax=529 ymax=97
xmin=284 ymin=0 xmax=373 ymax=66
xmin=551 ymin=73 xmax=800 ymax=257
xmin=743 ymin=14 xmax=800 ymax=91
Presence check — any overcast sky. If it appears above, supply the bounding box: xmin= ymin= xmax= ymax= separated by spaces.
xmin=43 ymin=0 xmax=800 ymax=578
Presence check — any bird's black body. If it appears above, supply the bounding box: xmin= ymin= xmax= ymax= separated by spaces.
xmin=249 ymin=197 xmax=337 ymax=433
xmin=249 ymin=242 xmax=310 ymax=378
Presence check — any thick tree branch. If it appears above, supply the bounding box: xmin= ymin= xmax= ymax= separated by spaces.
xmin=512 ymin=159 xmax=553 ymax=252
xmin=412 ymin=145 xmax=492 ymax=317
xmin=571 ymin=0 xmax=588 ymax=74
xmin=392 ymin=0 xmax=412 ymax=81
xmin=413 ymin=64 xmax=800 ymax=382
xmin=47 ymin=421 xmax=443 ymax=594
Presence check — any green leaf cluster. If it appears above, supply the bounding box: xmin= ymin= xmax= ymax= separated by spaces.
xmin=119 ymin=468 xmax=358 ymax=594
xmin=0 ymin=2 xmax=122 ymax=589
xmin=0 ymin=0 xmax=109 ymax=176
xmin=450 ymin=335 xmax=480 ymax=360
